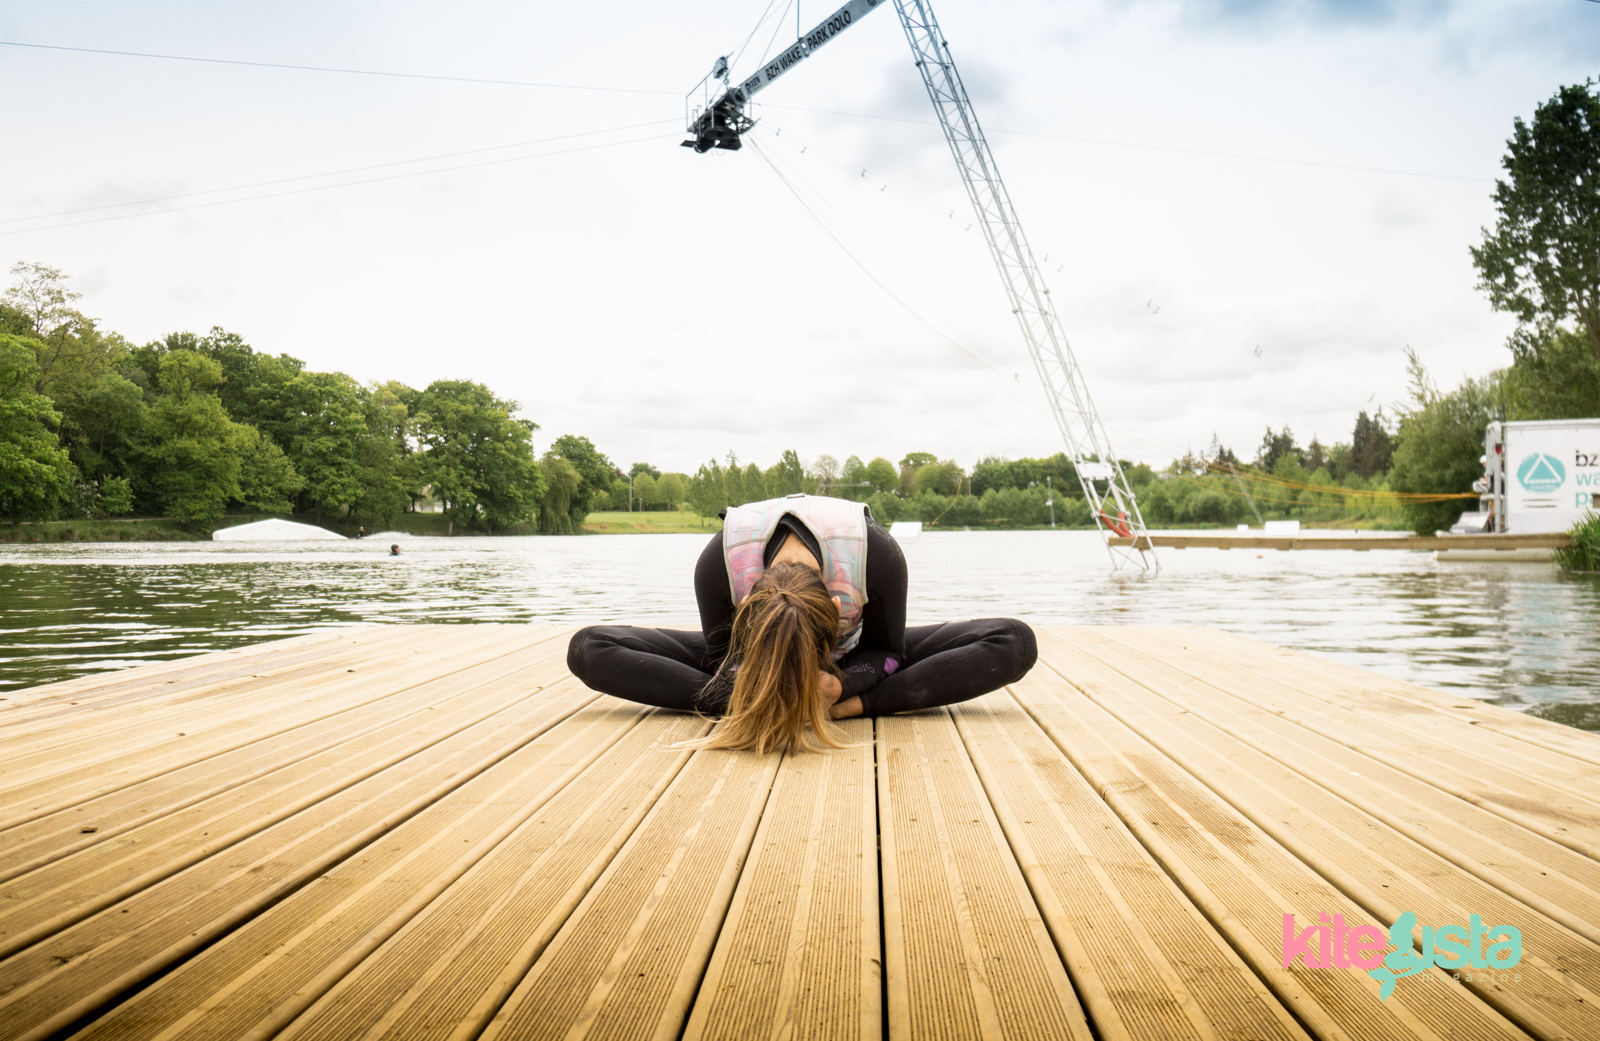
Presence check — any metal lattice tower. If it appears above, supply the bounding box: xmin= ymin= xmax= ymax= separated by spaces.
xmin=684 ymin=0 xmax=1157 ymax=572
xmin=892 ymin=0 xmax=1155 ymax=573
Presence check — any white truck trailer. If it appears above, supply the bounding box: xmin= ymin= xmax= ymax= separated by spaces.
xmin=1475 ymin=418 xmax=1600 ymax=533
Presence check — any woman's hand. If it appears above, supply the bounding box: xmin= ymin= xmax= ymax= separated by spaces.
xmin=819 ymin=671 xmax=864 ymax=719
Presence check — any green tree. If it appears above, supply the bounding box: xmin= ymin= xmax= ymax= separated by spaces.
xmin=1389 ymin=350 xmax=1504 ymax=535
xmin=1256 ymin=427 xmax=1300 ymax=471
xmin=278 ymin=371 xmax=366 ymax=521
xmin=1347 ymin=410 xmax=1393 ymax=479
xmin=1471 ymin=81 xmax=1600 ymax=361
xmin=235 ymin=426 xmax=303 ymax=514
xmin=865 ymin=457 xmax=898 ymax=495
xmin=656 ymin=472 xmax=686 ymax=509
xmin=141 ymin=351 xmax=243 ymax=526
xmin=689 ymin=460 xmax=728 ymax=523
xmin=352 ymin=381 xmax=416 ymax=526
xmin=631 ymin=472 xmax=657 ymax=510
xmin=2 ymin=262 xmax=105 ymax=397
xmin=414 ymin=380 xmax=545 ymax=533
xmin=97 ymin=475 xmax=133 ymax=516
xmin=539 ymin=451 xmax=582 ymax=534
xmin=1506 ymin=326 xmax=1600 ymax=420
xmin=743 ymin=462 xmax=766 ymax=501
xmin=0 ymin=335 xmax=74 ymax=523
xmin=837 ymin=455 xmax=869 ymax=500
xmin=549 ymin=435 xmax=616 ymax=527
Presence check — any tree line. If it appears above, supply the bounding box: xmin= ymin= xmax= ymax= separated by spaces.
xmin=0 ymin=263 xmax=618 ymax=534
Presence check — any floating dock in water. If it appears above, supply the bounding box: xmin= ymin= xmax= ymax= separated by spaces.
xmin=2 ymin=624 xmax=1598 ymax=1040
xmin=1109 ymin=532 xmax=1571 ymax=554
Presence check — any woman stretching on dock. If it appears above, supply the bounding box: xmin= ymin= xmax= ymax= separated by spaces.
xmin=567 ymin=493 xmax=1036 ymax=752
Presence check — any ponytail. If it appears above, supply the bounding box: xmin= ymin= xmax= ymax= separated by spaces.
xmin=697 ymin=562 xmax=850 ymax=754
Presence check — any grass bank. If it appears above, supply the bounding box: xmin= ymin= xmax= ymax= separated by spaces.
xmin=581 ymin=510 xmax=717 ymax=534
xmin=0 ymin=517 xmax=209 ymax=543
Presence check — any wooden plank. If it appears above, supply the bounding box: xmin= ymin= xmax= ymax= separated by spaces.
xmin=475 ymin=744 xmax=782 ymax=1041
xmin=1010 ymin=659 xmax=1530 ymax=1041
xmin=65 ymin=702 xmax=670 ymax=1041
xmin=950 ymin=692 xmax=1311 ymax=1041
xmin=0 ymin=626 xmax=381 ymax=711
xmin=1106 ymin=534 xmax=1570 ymax=551
xmin=0 ymin=625 xmax=512 ymax=794
xmin=0 ymin=633 xmax=575 ymax=897
xmin=1074 ymin=627 xmax=1600 ymax=950
xmin=876 ymin=710 xmax=1094 ymax=1041
xmin=275 ymin=711 xmax=710 ymax=1041
xmin=1037 ymin=630 xmax=1600 ymax=1041
xmin=0 ymin=625 xmax=421 ymax=743
xmin=682 ymin=718 xmax=879 ymax=1041
xmin=1172 ymin=627 xmax=1600 ymax=769
xmin=1068 ymin=627 xmax=1600 ymax=859
xmin=0 ymin=626 xmax=563 ymax=830
xmin=0 ymin=674 xmax=600 ymax=1041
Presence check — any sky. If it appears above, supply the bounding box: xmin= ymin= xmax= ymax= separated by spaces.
xmin=2 ymin=0 xmax=1597 ymax=475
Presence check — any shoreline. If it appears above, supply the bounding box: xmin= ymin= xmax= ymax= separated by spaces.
xmin=0 ymin=509 xmax=1411 ymax=544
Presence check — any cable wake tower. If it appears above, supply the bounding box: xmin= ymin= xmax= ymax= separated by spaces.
xmin=686 ymin=0 xmax=1157 ymax=572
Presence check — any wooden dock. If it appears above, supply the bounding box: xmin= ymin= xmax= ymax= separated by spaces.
xmin=2 ymin=623 xmax=1598 ymax=1041
xmin=1107 ymin=532 xmax=1571 ymax=552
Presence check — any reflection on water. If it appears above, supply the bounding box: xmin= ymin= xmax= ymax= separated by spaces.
xmin=1 ymin=531 xmax=1596 ymax=725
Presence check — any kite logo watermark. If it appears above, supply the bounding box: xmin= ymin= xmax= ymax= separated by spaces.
xmin=1517 ymin=453 xmax=1566 ymax=493
xmin=1282 ymin=912 xmax=1522 ymax=1001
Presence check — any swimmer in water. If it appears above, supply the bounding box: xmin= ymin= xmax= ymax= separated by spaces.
xmin=389 ymin=544 xmax=400 ymax=556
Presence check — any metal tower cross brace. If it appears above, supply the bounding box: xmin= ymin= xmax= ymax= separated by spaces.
xmin=892 ymin=0 xmax=1157 ymax=572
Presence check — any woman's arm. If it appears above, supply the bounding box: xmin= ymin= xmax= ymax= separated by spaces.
xmin=830 ymin=521 xmax=908 ymax=712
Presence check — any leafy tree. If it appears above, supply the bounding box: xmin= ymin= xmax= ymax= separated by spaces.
xmin=141 ymin=351 xmax=243 ymax=526
xmin=1303 ymin=437 xmax=1328 ymax=475
xmin=1471 ymin=81 xmax=1600 ymax=361
xmin=1389 ymin=350 xmax=1504 ymax=535
xmin=549 ymin=435 xmax=615 ymax=527
xmin=414 ymin=380 xmax=544 ymax=532
xmin=1256 ymin=427 xmax=1300 ymax=471
xmin=2 ymin=263 xmax=106 ymax=397
xmin=812 ymin=454 xmax=841 ymax=491
xmin=771 ymin=449 xmax=808 ymax=496
xmin=915 ymin=460 xmax=964 ymax=496
xmin=629 ymin=461 xmax=661 ymax=479
xmin=838 ymin=455 xmax=869 ymax=500
xmin=864 ymin=457 xmax=897 ymax=495
xmin=742 ymin=462 xmax=767 ymax=501
xmin=970 ymin=456 xmax=1014 ymax=495
xmin=0 ymin=335 xmax=74 ymax=523
xmin=539 ymin=451 xmax=582 ymax=534
xmin=97 ymin=475 xmax=134 ymax=516
xmin=235 ymin=426 xmax=303 ymax=514
xmin=278 ymin=371 xmax=366 ymax=521
xmin=1347 ymin=410 xmax=1393 ymax=479
xmin=1506 ymin=326 xmax=1600 ymax=420
xmin=688 ymin=460 xmax=728 ymax=523
xmin=656 ymin=472 xmax=686 ymax=509
xmin=632 ymin=472 xmax=657 ymax=510
xmin=353 ymin=382 xmax=416 ymax=526
xmin=721 ymin=453 xmax=746 ymax=507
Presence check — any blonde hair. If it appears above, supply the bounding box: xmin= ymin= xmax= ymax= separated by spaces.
xmin=698 ymin=562 xmax=850 ymax=754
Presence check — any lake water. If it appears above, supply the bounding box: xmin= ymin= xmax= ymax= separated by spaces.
xmin=2 ymin=530 xmax=1597 ymax=728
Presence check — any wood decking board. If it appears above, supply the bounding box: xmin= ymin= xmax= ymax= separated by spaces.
xmin=0 ymin=625 xmax=514 ymax=801
xmin=0 ymin=637 xmax=579 ymax=941
xmin=0 ymin=677 xmax=600 ymax=1040
xmin=1040 ymin=629 xmax=1600 ymax=1041
xmin=1077 ymin=628 xmax=1600 ymax=946
xmin=1012 ymin=653 xmax=1528 ymax=1041
xmin=1173 ymin=627 xmax=1600 ymax=770
xmin=876 ymin=710 xmax=1093 ymax=1041
xmin=682 ymin=718 xmax=879 ymax=1041
xmin=0 ymin=623 xmax=1593 ymax=1040
xmin=949 ymin=691 xmax=1312 ymax=1041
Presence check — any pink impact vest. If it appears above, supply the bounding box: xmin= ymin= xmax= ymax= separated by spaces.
xmin=723 ymin=494 xmax=870 ymax=659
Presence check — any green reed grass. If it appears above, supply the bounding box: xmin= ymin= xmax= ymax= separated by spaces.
xmin=1556 ymin=512 xmax=1600 ymax=573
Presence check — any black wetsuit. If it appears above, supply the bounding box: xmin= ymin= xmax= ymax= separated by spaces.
xmin=566 ymin=515 xmax=1036 ymax=717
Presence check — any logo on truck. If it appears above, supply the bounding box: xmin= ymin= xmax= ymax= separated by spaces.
xmin=1516 ymin=453 xmax=1565 ymax=493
